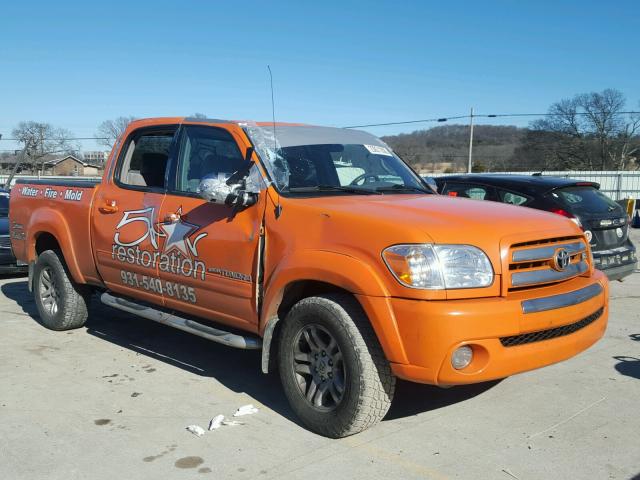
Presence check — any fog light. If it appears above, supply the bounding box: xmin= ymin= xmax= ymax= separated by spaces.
xmin=451 ymin=345 xmax=473 ymax=370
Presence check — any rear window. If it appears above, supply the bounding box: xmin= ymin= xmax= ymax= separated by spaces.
xmin=552 ymin=186 xmax=621 ymax=215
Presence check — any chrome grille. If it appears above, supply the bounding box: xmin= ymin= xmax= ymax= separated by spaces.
xmin=511 ymin=261 xmax=589 ymax=287
xmin=508 ymin=236 xmax=588 ymax=290
xmin=512 ymin=241 xmax=584 ymax=262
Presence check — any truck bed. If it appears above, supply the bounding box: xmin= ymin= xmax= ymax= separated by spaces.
xmin=10 ymin=178 xmax=103 ymax=286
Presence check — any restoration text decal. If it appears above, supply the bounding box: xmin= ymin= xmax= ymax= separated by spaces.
xmin=111 ymin=207 xmax=208 ymax=280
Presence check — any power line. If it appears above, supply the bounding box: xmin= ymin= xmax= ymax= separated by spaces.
xmin=343 ymin=111 xmax=640 ymax=129
xmin=343 ymin=115 xmax=468 ymax=129
xmin=483 ymin=111 xmax=640 ymax=118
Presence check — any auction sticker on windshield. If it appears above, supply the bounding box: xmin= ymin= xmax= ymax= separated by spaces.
xmin=364 ymin=144 xmax=392 ymax=156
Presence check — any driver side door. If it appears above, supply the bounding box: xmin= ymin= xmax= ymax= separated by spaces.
xmin=158 ymin=123 xmax=266 ymax=331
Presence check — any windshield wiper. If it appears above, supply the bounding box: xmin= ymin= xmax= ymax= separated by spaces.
xmin=286 ymin=185 xmax=382 ymax=195
xmin=375 ymin=184 xmax=432 ymax=194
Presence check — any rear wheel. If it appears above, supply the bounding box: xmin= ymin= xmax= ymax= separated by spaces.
xmin=278 ymin=294 xmax=395 ymax=438
xmin=33 ymin=249 xmax=90 ymax=330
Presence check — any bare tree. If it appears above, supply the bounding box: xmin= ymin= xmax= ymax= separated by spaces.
xmin=10 ymin=121 xmax=79 ymax=175
xmin=530 ymin=89 xmax=640 ymax=170
xmin=95 ymin=116 xmax=136 ymax=148
xmin=608 ymin=103 xmax=640 ymax=170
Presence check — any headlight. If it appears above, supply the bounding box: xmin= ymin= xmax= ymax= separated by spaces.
xmin=382 ymin=244 xmax=494 ymax=289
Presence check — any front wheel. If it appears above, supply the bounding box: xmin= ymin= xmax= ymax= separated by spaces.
xmin=33 ymin=249 xmax=90 ymax=331
xmin=278 ymin=294 xmax=395 ymax=438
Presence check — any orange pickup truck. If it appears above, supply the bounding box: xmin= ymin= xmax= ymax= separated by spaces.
xmin=10 ymin=117 xmax=608 ymax=437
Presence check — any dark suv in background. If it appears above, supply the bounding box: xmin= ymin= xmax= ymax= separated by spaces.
xmin=0 ymin=189 xmax=28 ymax=274
xmin=434 ymin=174 xmax=637 ymax=281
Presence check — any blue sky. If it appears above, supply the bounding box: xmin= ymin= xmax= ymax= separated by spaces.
xmin=1 ymin=0 xmax=638 ymax=151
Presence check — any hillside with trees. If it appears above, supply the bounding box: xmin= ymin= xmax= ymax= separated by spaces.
xmin=382 ymin=124 xmax=527 ymax=173
xmin=382 ymin=88 xmax=640 ymax=173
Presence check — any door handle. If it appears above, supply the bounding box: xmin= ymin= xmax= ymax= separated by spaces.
xmin=164 ymin=212 xmax=181 ymax=223
xmin=99 ymin=200 xmax=118 ymax=214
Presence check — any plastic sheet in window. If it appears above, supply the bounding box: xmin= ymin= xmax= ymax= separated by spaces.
xmin=238 ymin=121 xmax=289 ymax=189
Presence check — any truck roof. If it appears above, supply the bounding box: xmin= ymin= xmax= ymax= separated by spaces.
xmin=128 ymin=117 xmax=310 ymax=128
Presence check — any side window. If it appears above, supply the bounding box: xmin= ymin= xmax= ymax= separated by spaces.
xmin=499 ymin=189 xmax=529 ymax=206
xmin=466 ymin=187 xmax=488 ymax=200
xmin=175 ymin=126 xmax=245 ymax=193
xmin=118 ymin=130 xmax=176 ymax=189
xmin=443 ymin=183 xmax=494 ymax=201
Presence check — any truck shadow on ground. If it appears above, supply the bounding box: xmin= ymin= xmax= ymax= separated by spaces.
xmin=613 ymin=355 xmax=640 ymax=380
xmin=2 ymin=280 xmax=499 ymax=428
xmin=613 ymin=335 xmax=640 ymax=379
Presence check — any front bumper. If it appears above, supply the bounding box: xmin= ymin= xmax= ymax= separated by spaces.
xmin=593 ymin=244 xmax=637 ymax=281
xmin=385 ymin=271 xmax=609 ymax=386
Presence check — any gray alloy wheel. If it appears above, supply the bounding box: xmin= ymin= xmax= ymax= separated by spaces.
xmin=33 ymin=249 xmax=90 ymax=331
xmin=38 ymin=266 xmax=60 ymax=317
xmin=291 ymin=323 xmax=346 ymax=411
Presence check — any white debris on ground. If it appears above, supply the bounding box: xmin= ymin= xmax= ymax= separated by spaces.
xmin=186 ymin=405 xmax=257 ymax=436
xmin=208 ymin=414 xmax=225 ymax=431
xmin=186 ymin=425 xmax=206 ymax=437
xmin=233 ymin=404 xmax=259 ymax=417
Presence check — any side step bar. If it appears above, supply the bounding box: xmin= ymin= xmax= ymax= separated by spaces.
xmin=100 ymin=292 xmax=262 ymax=350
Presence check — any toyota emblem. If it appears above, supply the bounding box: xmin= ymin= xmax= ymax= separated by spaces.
xmin=553 ymin=248 xmax=570 ymax=271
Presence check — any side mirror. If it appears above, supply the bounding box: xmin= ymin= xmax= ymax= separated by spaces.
xmin=198 ymin=147 xmax=260 ymax=208
xmin=198 ymin=176 xmax=257 ymax=208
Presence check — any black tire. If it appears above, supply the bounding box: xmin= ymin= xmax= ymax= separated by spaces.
xmin=33 ymin=249 xmax=90 ymax=331
xmin=278 ymin=294 xmax=395 ymax=438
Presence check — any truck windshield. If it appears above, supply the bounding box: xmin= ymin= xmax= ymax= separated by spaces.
xmin=242 ymin=124 xmax=430 ymax=195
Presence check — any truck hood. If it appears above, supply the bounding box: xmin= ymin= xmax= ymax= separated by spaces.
xmin=287 ymin=194 xmax=584 ymax=274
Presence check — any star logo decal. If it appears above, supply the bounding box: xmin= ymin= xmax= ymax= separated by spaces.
xmin=160 ymin=207 xmax=204 ymax=257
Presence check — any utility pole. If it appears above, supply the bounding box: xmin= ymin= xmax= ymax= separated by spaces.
xmin=467 ymin=107 xmax=474 ymax=173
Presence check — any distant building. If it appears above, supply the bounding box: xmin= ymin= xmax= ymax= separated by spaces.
xmin=82 ymin=151 xmax=109 ymax=165
xmin=0 ymin=154 xmax=19 ymax=173
xmin=43 ymin=155 xmax=102 ymax=176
